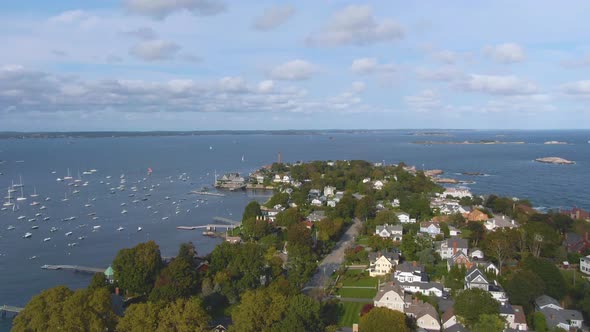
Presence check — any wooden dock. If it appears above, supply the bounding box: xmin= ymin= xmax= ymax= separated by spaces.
xmin=41 ymin=265 xmax=106 ymax=274
xmin=1 ymin=305 xmax=24 ymax=318
xmin=177 ymin=224 xmax=237 ymax=231
xmin=190 ymin=191 xmax=225 ymax=197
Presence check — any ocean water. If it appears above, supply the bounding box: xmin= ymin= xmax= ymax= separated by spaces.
xmin=0 ymin=130 xmax=589 ymax=329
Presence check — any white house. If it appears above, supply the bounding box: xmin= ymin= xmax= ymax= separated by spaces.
xmin=396 ymin=212 xmax=412 ymax=224
xmin=470 ymin=248 xmax=485 ymax=260
xmin=391 ymin=199 xmax=400 ymax=207
xmin=373 ymin=283 xmax=406 ymax=313
xmin=368 ymin=251 xmax=400 ymax=277
xmin=465 ymin=267 xmax=508 ymax=303
xmin=327 ymin=200 xmax=337 ymax=208
xmin=442 ymin=308 xmax=460 ymax=330
xmin=373 ymin=180 xmax=385 ymax=190
xmin=485 ymin=214 xmax=518 ymax=231
xmin=449 ymin=226 xmax=461 ymax=237
xmin=273 ymin=174 xmax=282 ymax=183
xmin=375 ymin=224 xmax=403 ymax=241
xmin=442 ymin=187 xmax=473 ymax=198
xmin=311 ymin=198 xmax=322 ymax=206
xmin=394 ymin=262 xmax=427 ymax=283
xmin=399 ymin=282 xmax=444 ymax=297
xmin=323 ymin=186 xmax=336 ymax=197
xmin=362 ymin=177 xmax=371 ymax=184
xmin=439 ymin=237 xmax=469 ymax=259
xmin=419 ymin=221 xmax=441 ymax=237
xmin=580 ymin=255 xmax=590 ymax=275
xmin=406 ymin=301 xmax=441 ymax=331
xmin=282 ymin=175 xmax=291 ymax=184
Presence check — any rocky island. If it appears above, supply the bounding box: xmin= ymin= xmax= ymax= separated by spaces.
xmin=535 ymin=157 xmax=575 ymax=164
xmin=544 ymin=141 xmax=568 ymax=145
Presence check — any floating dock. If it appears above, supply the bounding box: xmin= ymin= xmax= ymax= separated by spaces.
xmin=1 ymin=305 xmax=23 ymax=318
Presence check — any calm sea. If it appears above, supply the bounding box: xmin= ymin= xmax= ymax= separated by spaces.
xmin=0 ymin=130 xmax=589 ymax=329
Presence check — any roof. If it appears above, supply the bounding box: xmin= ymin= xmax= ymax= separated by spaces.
xmin=369 ymin=251 xmax=400 ymax=263
xmin=407 ymin=301 xmax=439 ymax=320
xmin=396 ymin=212 xmax=410 ymax=217
xmin=465 ymin=267 xmax=488 ymax=284
xmin=441 ymin=307 xmax=455 ymax=324
xmin=535 ymin=295 xmax=561 ymax=309
xmin=540 ymin=307 xmax=584 ymax=328
xmin=374 ymin=283 xmax=404 ymax=302
xmin=399 ymin=281 xmax=443 ymax=291
xmin=376 ymin=224 xmax=403 ymax=233
xmin=444 ymin=323 xmax=468 ymax=332
xmin=446 ymin=237 xmax=468 ymax=248
xmin=396 ymin=261 xmax=426 ymax=273
xmin=104 ymin=266 xmax=114 ymax=277
xmin=512 ymin=305 xmax=526 ymax=324
xmin=487 ymin=214 xmax=518 ymax=228
xmin=499 ymin=303 xmax=515 ymax=315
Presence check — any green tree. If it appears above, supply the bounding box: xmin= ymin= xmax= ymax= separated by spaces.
xmin=270 ymin=295 xmax=324 ymax=332
xmin=275 ymin=208 xmax=303 ymax=228
xmin=359 ymin=307 xmax=408 ymax=332
xmin=116 ymin=302 xmax=161 ymax=332
xmin=112 ymin=241 xmax=163 ymax=295
xmin=374 ymin=210 xmax=399 ymax=225
xmin=156 ymin=297 xmax=210 ymax=332
xmin=505 ymin=270 xmax=545 ymax=314
xmin=88 ymin=272 xmax=108 ymax=290
xmin=533 ymin=311 xmax=547 ymax=332
xmin=242 ymin=201 xmax=262 ymax=222
xmin=523 ymin=256 xmax=566 ymax=300
xmin=287 ymin=244 xmax=316 ymax=288
xmin=355 ymin=196 xmax=376 ymax=220
xmin=149 ymin=256 xmax=200 ymax=303
xmin=265 ymin=192 xmax=290 ymax=208
xmin=454 ymin=289 xmax=500 ymax=327
xmin=241 ymin=217 xmax=272 ymax=241
xmin=12 ymin=286 xmax=73 ymax=331
xmin=230 ymin=287 xmax=288 ymax=332
xmin=472 ymin=314 xmax=505 ymax=332
xmin=466 ymin=222 xmax=485 ymax=247
xmin=483 ymin=229 xmax=514 ymax=275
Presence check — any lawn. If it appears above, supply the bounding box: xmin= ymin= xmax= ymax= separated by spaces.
xmin=355 ymin=235 xmax=370 ymax=246
xmin=337 ymin=287 xmax=377 ymax=299
xmin=338 ymin=301 xmax=369 ymax=328
xmin=340 ymin=270 xmax=379 ymax=287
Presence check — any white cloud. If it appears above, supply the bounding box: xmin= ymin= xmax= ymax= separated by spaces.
xmin=405 ymin=90 xmax=441 ymax=111
xmin=129 ymin=40 xmax=180 ymax=61
xmin=484 ymin=43 xmax=526 ymax=63
xmin=432 ymin=50 xmax=458 ymax=64
xmin=351 ymin=81 xmax=366 ymax=93
xmin=270 ymin=60 xmax=317 ymax=81
xmin=258 ymin=80 xmax=274 ymax=93
xmin=307 ymin=5 xmax=403 ymax=47
xmin=124 ymin=27 xmax=157 ymax=40
xmin=562 ymin=80 xmax=590 ymax=97
xmin=219 ymin=76 xmax=247 ymax=93
xmin=123 ymin=0 xmax=226 ymax=19
xmin=460 ymin=74 xmax=538 ymax=95
xmin=351 ymin=57 xmax=395 ymax=75
xmin=561 ymin=53 xmax=590 ymax=68
xmin=49 ymin=10 xmax=89 ymax=23
xmin=252 ymin=5 xmax=295 ymax=31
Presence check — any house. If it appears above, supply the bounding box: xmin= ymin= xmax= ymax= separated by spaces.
xmin=308 ymin=189 xmax=321 ymax=199
xmin=535 ymin=295 xmax=584 ymax=330
xmin=225 ymin=236 xmax=242 ymax=244
xmin=307 ymin=210 xmax=326 ymax=222
xmin=394 ymin=262 xmax=428 ymax=283
xmin=447 ymin=251 xmax=473 ymax=271
xmin=215 ymin=173 xmax=246 ymax=190
xmin=475 ymin=261 xmax=499 ymax=276
xmin=282 ymin=175 xmax=291 ymax=183
xmin=368 ymin=251 xmax=400 ymax=277
xmin=323 ymin=186 xmax=336 ymax=197
xmin=327 ymin=200 xmax=337 ymax=208
xmin=438 ymin=202 xmax=472 ymax=215
xmin=362 ymin=177 xmax=371 ymax=184
xmin=311 ymin=198 xmax=322 ymax=206
xmin=373 ymin=180 xmax=385 ymax=190
xmin=273 ymin=174 xmax=282 ymax=183
xmin=501 ymin=304 xmax=528 ymax=331
xmin=466 ymin=209 xmax=488 ymax=222
xmin=406 ymin=300 xmax=441 ymax=331
xmin=442 ymin=308 xmax=459 ymax=330
xmin=420 ymin=221 xmax=441 ymax=237
xmin=565 ymin=232 xmax=590 ymax=254
xmin=465 ymin=267 xmax=507 ymax=303
xmin=470 ymin=248 xmax=484 ymax=260
xmin=561 ymin=206 xmax=590 ymax=221
xmin=399 ymin=281 xmax=444 ymax=297
xmin=448 ymin=226 xmax=461 ymax=237
xmin=396 ymin=212 xmax=412 ymax=224
xmin=104 ymin=266 xmax=114 ymax=284
xmin=373 ymin=282 xmax=406 ymax=313
xmin=439 ymin=237 xmax=469 ymax=259
xmin=485 ymin=214 xmax=518 ymax=231
xmin=580 ymin=255 xmax=590 ymax=275
xmin=391 ymin=199 xmax=400 ymax=207
xmin=442 ymin=187 xmax=472 ymax=198
xmin=375 ymin=224 xmax=403 ymax=241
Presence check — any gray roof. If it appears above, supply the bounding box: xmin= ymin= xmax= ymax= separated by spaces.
xmin=540 ymin=307 xmax=584 ymax=329
xmin=535 ymin=295 xmax=561 ymax=309
xmin=444 ymin=324 xmax=468 ymax=332
xmin=465 ymin=267 xmax=488 ymax=284
xmin=400 ymin=281 xmax=443 ymax=291
xmin=374 ymin=283 xmax=404 ymax=302
xmin=369 ymin=251 xmax=400 ymax=263
xmin=376 ymin=224 xmax=403 ymax=233
xmin=406 ymin=301 xmax=439 ymax=320
xmin=446 ymin=237 xmax=468 ymax=248
xmin=499 ymin=303 xmax=515 ymax=315
xmin=396 ymin=261 xmax=426 ymax=273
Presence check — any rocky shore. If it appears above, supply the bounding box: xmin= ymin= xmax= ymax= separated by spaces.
xmin=535 ymin=157 xmax=575 ymax=165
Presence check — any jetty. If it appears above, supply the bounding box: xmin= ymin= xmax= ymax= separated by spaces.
xmin=41 ymin=265 xmax=106 ymax=274
xmin=177 ymin=223 xmax=239 ymax=231
xmin=190 ymin=191 xmax=225 ymax=197
xmin=1 ymin=305 xmax=23 ymax=318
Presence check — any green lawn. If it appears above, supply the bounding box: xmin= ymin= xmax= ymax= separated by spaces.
xmin=337 ymin=287 xmax=377 ymax=299
xmin=340 ymin=270 xmax=379 ymax=287
xmin=355 ymin=235 xmax=369 ymax=245
xmin=338 ymin=301 xmax=369 ymax=328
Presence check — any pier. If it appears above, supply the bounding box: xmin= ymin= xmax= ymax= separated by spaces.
xmin=190 ymin=191 xmax=225 ymax=197
xmin=177 ymin=224 xmax=238 ymax=231
xmin=1 ymin=305 xmax=24 ymax=318
xmin=41 ymin=265 xmax=106 ymax=274
xmin=212 ymin=216 xmax=240 ymax=225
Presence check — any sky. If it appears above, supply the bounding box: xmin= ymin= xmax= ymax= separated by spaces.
xmin=1 ymin=0 xmax=590 ymax=131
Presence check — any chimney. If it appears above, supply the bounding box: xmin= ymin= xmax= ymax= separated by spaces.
xmin=453 ymin=241 xmax=458 ymax=255
xmin=115 ymin=287 xmax=119 ymax=296
xmin=413 ymin=261 xmax=417 ymax=267
xmin=585 ymin=232 xmax=588 ymax=242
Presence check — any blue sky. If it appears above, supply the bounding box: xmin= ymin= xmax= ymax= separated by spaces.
xmin=1 ymin=0 xmax=590 ymax=131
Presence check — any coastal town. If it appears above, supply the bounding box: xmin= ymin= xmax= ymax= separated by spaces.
xmin=10 ymin=159 xmax=590 ymax=332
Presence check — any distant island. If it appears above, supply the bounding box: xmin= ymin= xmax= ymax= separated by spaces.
xmin=413 ymin=140 xmax=526 ymax=145
xmin=544 ymin=141 xmax=568 ymax=145
xmin=535 ymin=157 xmax=575 ymax=164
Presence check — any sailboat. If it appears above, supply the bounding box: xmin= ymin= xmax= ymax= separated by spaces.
xmin=30 ymin=187 xmax=39 ymax=198
xmin=16 ymin=186 xmax=27 ymax=201
xmin=62 ymin=192 xmax=69 ymax=202
xmin=3 ymin=187 xmax=14 ymax=207
xmin=63 ymin=168 xmax=73 ymax=180
xmin=13 ymin=176 xmax=24 ymax=188
xmin=241 ymin=154 xmax=245 ymax=162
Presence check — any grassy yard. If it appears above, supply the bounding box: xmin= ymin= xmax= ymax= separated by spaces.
xmin=337 ymin=287 xmax=377 ymax=299
xmin=355 ymin=235 xmax=370 ymax=246
xmin=340 ymin=270 xmax=379 ymax=287
xmin=338 ymin=301 xmax=369 ymax=328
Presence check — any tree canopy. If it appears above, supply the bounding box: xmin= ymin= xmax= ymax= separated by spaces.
xmin=112 ymin=240 xmax=163 ymax=295
xmin=358 ymin=307 xmax=409 ymax=332
xmin=454 ymin=288 xmax=500 ymax=328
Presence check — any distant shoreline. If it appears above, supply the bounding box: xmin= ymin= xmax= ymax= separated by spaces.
xmin=413 ymin=140 xmax=526 ymax=145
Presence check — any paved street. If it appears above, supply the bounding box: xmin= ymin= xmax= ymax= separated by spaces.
xmin=303 ymin=218 xmax=362 ymax=292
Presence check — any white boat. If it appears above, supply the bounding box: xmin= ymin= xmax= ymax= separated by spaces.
xmin=50 ymin=227 xmax=58 ymax=232
xmin=63 ymin=168 xmax=73 ymax=180
xmin=121 ymin=210 xmax=128 ymax=214
xmin=44 ymin=197 xmax=51 ymax=201
xmin=30 ymin=201 xmax=39 ymax=206
xmin=85 ymin=203 xmax=92 ymax=207
xmin=78 ymin=236 xmax=86 ymax=240
xmin=117 ymin=226 xmax=124 ymax=231
xmin=90 ymin=169 xmax=97 ymax=173
xmin=31 ymin=225 xmax=39 ymax=229
xmin=65 ymin=231 xmax=73 ymax=236
xmin=39 ymin=205 xmax=47 ymax=210
xmin=62 ymin=193 xmax=69 ymax=202
xmin=43 ymin=237 xmax=51 ymax=242
xmin=13 ymin=176 xmax=24 ymax=188
xmin=56 ymin=178 xmax=63 ymax=182
xmin=72 ymin=190 xmax=80 ymax=194
xmin=92 ymin=216 xmax=99 ymax=220
xmin=43 ymin=217 xmax=50 ymax=221
xmin=106 ymin=175 xmax=112 ymax=179
xmin=137 ymin=226 xmax=142 ymax=232
xmin=68 ymin=242 xmax=78 ymax=247
xmin=16 ymin=185 xmax=27 ymax=201
xmin=30 ymin=187 xmax=39 ymax=198
xmin=51 ymin=171 xmax=57 ymax=174
xmin=93 ymin=225 xmax=101 ymax=229
xmin=0 ymin=207 xmax=7 ymax=211
xmin=35 ymin=213 xmax=42 ymax=217
xmin=17 ymin=215 xmax=26 ymax=220
xmin=82 ymin=171 xmax=92 ymax=175
xmin=120 ymin=203 xmax=126 ymax=206
xmin=23 ymin=232 xmax=32 ymax=238
xmin=162 ymin=216 xmax=169 ymax=220
xmin=7 ymin=225 xmax=15 ymax=230
xmin=28 ymin=218 xmax=36 ymax=222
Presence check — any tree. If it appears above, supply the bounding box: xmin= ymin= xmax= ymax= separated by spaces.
xmin=523 ymin=256 xmax=566 ymax=300
xmin=241 ymin=217 xmax=272 ymax=241
xmin=265 ymin=192 xmax=290 ymax=209
xmin=157 ymin=297 xmax=210 ymax=332
xmin=400 ymin=232 xmax=418 ymax=261
xmin=88 ymin=272 xmax=108 ymax=290
xmin=12 ymin=286 xmax=73 ymax=331
xmin=483 ymin=229 xmax=514 ymax=275
xmin=112 ymin=241 xmax=163 ymax=295
xmin=466 ymin=222 xmax=485 ymax=247
xmin=275 ymin=208 xmax=303 ymax=228
xmin=287 ymin=244 xmax=316 ymax=288
xmin=355 ymin=196 xmax=376 ymax=220
xmin=454 ymin=289 xmax=500 ymax=327
xmin=524 ymin=222 xmax=560 ymax=258
xmin=505 ymin=270 xmax=545 ymax=314
xmin=359 ymin=307 xmax=408 ymax=332
xmin=117 ymin=302 xmax=161 ymax=332
xmin=242 ymin=201 xmax=262 ymax=221
xmin=472 ymin=314 xmax=505 ymax=332
xmin=270 ymin=295 xmax=324 ymax=332
xmin=533 ymin=311 xmax=547 ymax=332
xmin=149 ymin=255 xmax=200 ymax=303
xmin=230 ymin=287 xmax=288 ymax=332
xmin=374 ymin=210 xmax=399 ymax=225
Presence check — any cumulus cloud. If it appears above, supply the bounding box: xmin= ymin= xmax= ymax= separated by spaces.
xmin=561 ymin=80 xmax=590 ymax=97
xmin=306 ymin=5 xmax=403 ymax=47
xmin=252 ymin=5 xmax=295 ymax=31
xmin=49 ymin=10 xmax=89 ymax=23
xmin=405 ymin=90 xmax=441 ymax=111
xmin=432 ymin=50 xmax=458 ymax=64
xmin=130 ymin=40 xmax=181 ymax=61
xmin=484 ymin=43 xmax=526 ymax=63
xmin=123 ymin=0 xmax=226 ymax=20
xmin=270 ymin=60 xmax=317 ymax=81
xmin=350 ymin=58 xmax=395 ymax=75
xmin=460 ymin=74 xmax=538 ymax=95
xmin=258 ymin=80 xmax=274 ymax=93
xmin=416 ymin=67 xmax=465 ymax=82
xmin=124 ymin=27 xmax=157 ymax=40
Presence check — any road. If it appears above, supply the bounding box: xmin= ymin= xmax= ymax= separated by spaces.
xmin=303 ymin=217 xmax=362 ymax=293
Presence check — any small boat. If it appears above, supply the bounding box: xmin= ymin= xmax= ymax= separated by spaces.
xmin=30 ymin=201 xmax=40 ymax=206
xmin=43 ymin=237 xmax=51 ymax=242
xmin=78 ymin=236 xmax=86 ymax=240
xmin=30 ymin=187 xmax=39 ymax=198
xmin=31 ymin=225 xmax=39 ymax=229
xmin=117 ymin=226 xmax=124 ymax=231
xmin=85 ymin=203 xmax=92 ymax=207
xmin=82 ymin=171 xmax=92 ymax=175
xmin=29 ymin=255 xmax=37 ymax=260
xmin=63 ymin=169 xmax=73 ymax=180
xmin=17 ymin=215 xmax=26 ymax=220
xmin=93 ymin=225 xmax=101 ymax=230
xmin=23 ymin=232 xmax=32 ymax=238
xmin=65 ymin=231 xmax=73 ymax=236
xmin=56 ymin=178 xmax=63 ymax=182
xmin=68 ymin=242 xmax=78 ymax=247
xmin=137 ymin=226 xmax=142 ymax=232
xmin=39 ymin=205 xmax=47 ymax=210
xmin=72 ymin=190 xmax=80 ymax=194
xmin=120 ymin=203 xmax=126 ymax=206
xmin=44 ymin=197 xmax=51 ymax=201
xmin=43 ymin=217 xmax=50 ymax=221
xmin=28 ymin=218 xmax=36 ymax=222
xmin=7 ymin=225 xmax=15 ymax=230
xmin=50 ymin=227 xmax=58 ymax=232
xmin=35 ymin=213 xmax=42 ymax=217
xmin=162 ymin=216 xmax=169 ymax=220
xmin=121 ymin=209 xmax=128 ymax=214
xmin=92 ymin=216 xmax=99 ymax=220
